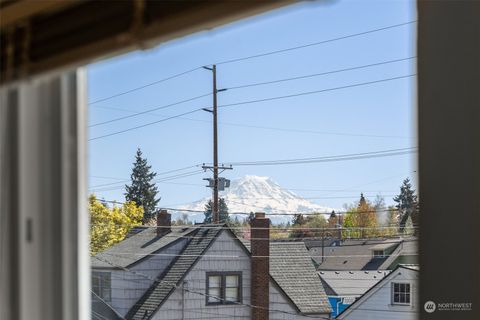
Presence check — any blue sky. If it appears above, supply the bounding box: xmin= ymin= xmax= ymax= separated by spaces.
xmin=87 ymin=0 xmax=417 ymax=210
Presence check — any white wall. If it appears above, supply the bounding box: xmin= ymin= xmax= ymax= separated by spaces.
xmin=338 ymin=268 xmax=419 ymax=320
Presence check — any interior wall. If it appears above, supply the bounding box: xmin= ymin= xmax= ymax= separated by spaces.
xmin=418 ymin=2 xmax=480 ymax=319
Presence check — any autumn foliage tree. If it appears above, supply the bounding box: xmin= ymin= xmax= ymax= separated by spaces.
xmin=342 ymin=193 xmax=377 ymax=238
xmin=89 ymin=195 xmax=143 ymax=255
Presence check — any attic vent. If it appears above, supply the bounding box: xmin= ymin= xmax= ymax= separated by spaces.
xmin=349 ymin=271 xmax=354 ymax=274
xmin=343 ymin=260 xmax=347 ymax=264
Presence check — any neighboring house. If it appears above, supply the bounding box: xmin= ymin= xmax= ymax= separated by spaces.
xmin=336 ymin=265 xmax=419 ymax=320
xmin=91 ymin=211 xmax=332 ymax=320
xmin=318 ymin=270 xmax=391 ymax=317
xmin=309 ymin=238 xmax=417 ymax=271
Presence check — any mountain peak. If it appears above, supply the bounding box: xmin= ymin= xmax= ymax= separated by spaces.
xmin=180 ymin=175 xmax=335 ymax=224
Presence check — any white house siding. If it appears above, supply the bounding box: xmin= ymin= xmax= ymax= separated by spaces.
xmin=109 ymin=239 xmax=188 ymax=316
xmin=152 ymin=231 xmax=327 ymax=320
xmin=337 ymin=268 xmax=419 ymax=320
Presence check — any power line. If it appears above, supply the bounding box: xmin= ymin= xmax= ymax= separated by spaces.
xmin=219 ymin=74 xmax=416 ymax=109
xmin=220 ymin=147 xmax=416 ymax=166
xmin=224 ymin=57 xmax=416 ymax=90
xmin=93 ymin=105 xmax=413 ymax=139
xmin=91 ymin=170 xmax=205 ymax=192
xmin=89 ymin=165 xmax=200 ymax=189
xmin=215 ymin=21 xmax=417 ymax=65
xmin=88 ymin=67 xmax=202 ymax=105
xmin=89 ymin=74 xmax=414 ymax=141
xmin=89 ymin=108 xmax=203 ymax=141
xmin=90 ymin=92 xmax=211 ymax=127
xmin=87 ymin=21 xmax=415 ymax=105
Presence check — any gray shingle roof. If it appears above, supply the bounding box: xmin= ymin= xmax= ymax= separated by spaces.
xmin=310 ymin=239 xmax=410 ymax=271
xmin=318 ymin=270 xmax=391 ymax=297
xmin=91 ymin=227 xmax=196 ymax=268
xmin=126 ymin=226 xmax=223 ymax=320
xmin=243 ymin=241 xmax=331 ymax=314
xmin=269 ymin=242 xmax=332 ymax=314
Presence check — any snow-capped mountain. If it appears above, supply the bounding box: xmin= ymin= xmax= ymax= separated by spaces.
xmin=177 ymin=175 xmax=335 ymax=224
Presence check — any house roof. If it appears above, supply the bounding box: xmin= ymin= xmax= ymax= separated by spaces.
xmin=111 ymin=225 xmax=331 ymax=319
xmin=377 ymin=238 xmax=418 ymax=269
xmin=336 ymin=265 xmax=419 ymax=319
xmin=310 ymin=238 xmax=417 ymax=271
xmin=126 ymin=226 xmax=223 ymax=320
xmin=91 ymin=226 xmax=196 ymax=268
xmin=268 ymin=242 xmax=332 ymax=314
xmin=318 ymin=270 xmax=391 ymax=297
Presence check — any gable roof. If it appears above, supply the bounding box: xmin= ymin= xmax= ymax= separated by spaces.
xmin=318 ymin=270 xmax=391 ymax=297
xmin=126 ymin=226 xmax=223 ymax=320
xmin=311 ymin=238 xmax=417 ymax=271
xmin=336 ymin=265 xmax=419 ymax=319
xmin=268 ymin=242 xmax=332 ymax=314
xmin=91 ymin=226 xmax=196 ymax=268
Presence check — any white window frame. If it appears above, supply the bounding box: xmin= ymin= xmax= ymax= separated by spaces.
xmin=373 ymin=250 xmax=385 ymax=258
xmin=391 ymin=282 xmax=411 ymax=305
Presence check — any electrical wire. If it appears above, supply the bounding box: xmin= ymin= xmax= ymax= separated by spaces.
xmin=219 ymin=74 xmax=415 ymax=109
xmin=88 ymin=67 xmax=202 ymax=105
xmin=224 ymin=56 xmax=416 ymax=91
xmin=215 ymin=21 xmax=416 ymax=65
xmin=90 ymin=92 xmax=211 ymax=127
xmin=87 ymin=21 xmax=416 ymax=106
xmin=89 ymin=108 xmax=203 ymax=141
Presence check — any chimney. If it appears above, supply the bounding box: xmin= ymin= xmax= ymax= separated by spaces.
xmin=156 ymin=210 xmax=171 ymax=237
xmin=251 ymin=212 xmax=270 ymax=320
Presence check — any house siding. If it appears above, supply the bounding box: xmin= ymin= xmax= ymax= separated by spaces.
xmin=107 ymin=238 xmax=188 ymax=316
xmin=152 ymin=230 xmax=324 ymax=320
xmin=337 ymin=268 xmax=419 ymax=320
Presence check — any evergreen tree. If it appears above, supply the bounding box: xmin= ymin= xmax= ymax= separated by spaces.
xmin=393 ymin=178 xmax=419 ymax=233
xmin=124 ymin=148 xmax=160 ymax=223
xmin=204 ymin=198 xmax=229 ymax=223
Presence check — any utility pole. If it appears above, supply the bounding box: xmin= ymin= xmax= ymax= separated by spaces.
xmin=212 ymin=65 xmax=219 ymax=223
xmin=202 ymin=64 xmax=231 ymax=224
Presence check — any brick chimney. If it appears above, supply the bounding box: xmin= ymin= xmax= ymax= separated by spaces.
xmin=251 ymin=212 xmax=270 ymax=320
xmin=156 ymin=210 xmax=171 ymax=237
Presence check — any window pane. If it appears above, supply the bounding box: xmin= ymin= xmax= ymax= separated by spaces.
xmin=405 ymin=293 xmax=411 ymax=303
xmin=209 ymin=275 xmax=221 ymax=288
xmin=226 ymin=275 xmax=238 ymax=287
xmin=225 ymin=287 xmax=238 ymax=302
xmin=208 ymin=288 xmax=221 ymax=303
xmin=394 ymin=293 xmax=400 ymax=303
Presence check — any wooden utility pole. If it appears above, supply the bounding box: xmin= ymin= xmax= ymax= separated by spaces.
xmin=212 ymin=64 xmax=219 ymax=224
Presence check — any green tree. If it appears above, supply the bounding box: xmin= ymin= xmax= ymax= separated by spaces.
xmin=393 ymin=178 xmax=419 ymax=233
xmin=204 ymin=198 xmax=229 ymax=223
xmin=342 ymin=194 xmax=378 ymax=238
xmin=89 ymin=195 xmax=143 ymax=255
xmin=125 ymin=148 xmax=160 ymax=223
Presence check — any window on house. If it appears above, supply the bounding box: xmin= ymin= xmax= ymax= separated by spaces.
xmin=92 ymin=272 xmax=111 ymax=302
xmin=373 ymin=250 xmax=385 ymax=258
xmin=206 ymin=272 xmax=242 ymax=305
xmin=392 ymin=282 xmax=411 ymax=305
